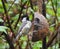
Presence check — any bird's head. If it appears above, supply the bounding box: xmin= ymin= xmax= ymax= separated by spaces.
xmin=21 ymin=14 xmax=29 ymax=22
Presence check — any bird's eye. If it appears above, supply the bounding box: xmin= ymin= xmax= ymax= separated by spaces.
xmin=22 ymin=17 xmax=27 ymax=22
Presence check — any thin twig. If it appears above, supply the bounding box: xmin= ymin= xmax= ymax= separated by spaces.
xmin=25 ymin=35 xmax=32 ymax=49
xmin=46 ymin=31 xmax=58 ymax=47
xmin=15 ymin=41 xmax=22 ymax=49
xmin=29 ymin=0 xmax=33 ymax=10
xmin=51 ymin=0 xmax=56 ymax=13
xmin=50 ymin=0 xmax=58 ymax=31
xmin=51 ymin=0 xmax=58 ymax=21
xmin=8 ymin=0 xmax=17 ymax=12
xmin=55 ymin=0 xmax=58 ymax=21
xmin=29 ymin=0 xmax=34 ymax=21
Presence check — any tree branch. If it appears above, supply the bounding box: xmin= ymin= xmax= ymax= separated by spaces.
xmin=14 ymin=1 xmax=27 ymax=29
xmin=51 ymin=0 xmax=56 ymax=13
xmin=51 ymin=0 xmax=58 ymax=22
xmin=1 ymin=0 xmax=15 ymax=36
xmin=42 ymin=0 xmax=46 ymax=17
xmin=46 ymin=31 xmax=58 ymax=48
xmin=46 ymin=0 xmax=58 ymax=48
xmin=2 ymin=32 xmax=15 ymax=49
xmin=42 ymin=0 xmax=47 ymax=49
xmin=15 ymin=41 xmax=22 ymax=49
xmin=29 ymin=0 xmax=33 ymax=10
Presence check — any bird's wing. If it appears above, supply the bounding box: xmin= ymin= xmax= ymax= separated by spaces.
xmin=15 ymin=22 xmax=27 ymax=41
xmin=18 ymin=22 xmax=27 ymax=33
xmin=16 ymin=22 xmax=27 ymax=37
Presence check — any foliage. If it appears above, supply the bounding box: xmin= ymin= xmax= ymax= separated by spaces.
xmin=0 ymin=0 xmax=60 ymax=49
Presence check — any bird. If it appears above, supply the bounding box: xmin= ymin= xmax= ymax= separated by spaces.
xmin=15 ymin=14 xmax=32 ymax=41
xmin=31 ymin=12 xmax=49 ymax=42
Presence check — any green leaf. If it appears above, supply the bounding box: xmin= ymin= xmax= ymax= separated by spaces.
xmin=0 ymin=8 xmax=4 ymax=13
xmin=0 ymin=1 xmax=3 ymax=8
xmin=11 ymin=14 xmax=19 ymax=21
xmin=47 ymin=9 xmax=55 ymax=16
xmin=0 ymin=26 xmax=8 ymax=33
xmin=22 ymin=0 xmax=27 ymax=3
xmin=33 ymin=41 xmax=42 ymax=49
xmin=22 ymin=41 xmax=27 ymax=49
xmin=29 ymin=14 xmax=33 ymax=20
xmin=29 ymin=7 xmax=34 ymax=14
xmin=0 ymin=19 xmax=4 ymax=22
xmin=20 ymin=36 xmax=27 ymax=41
xmin=49 ymin=26 xmax=54 ymax=32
